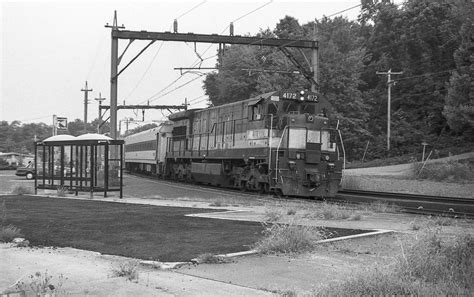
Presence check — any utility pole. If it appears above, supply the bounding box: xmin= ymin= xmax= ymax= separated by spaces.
xmin=95 ymin=92 xmax=106 ymax=133
xmin=81 ymin=81 xmax=93 ymax=133
xmin=376 ymin=69 xmax=403 ymax=151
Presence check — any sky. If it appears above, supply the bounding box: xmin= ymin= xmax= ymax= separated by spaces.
xmin=1 ymin=0 xmax=366 ymax=131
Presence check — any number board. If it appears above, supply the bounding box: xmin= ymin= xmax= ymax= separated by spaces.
xmin=281 ymin=92 xmax=318 ymax=102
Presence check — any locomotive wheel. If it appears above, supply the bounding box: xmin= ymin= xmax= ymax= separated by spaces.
xmin=240 ymin=181 xmax=247 ymax=192
xmin=258 ymin=182 xmax=269 ymax=194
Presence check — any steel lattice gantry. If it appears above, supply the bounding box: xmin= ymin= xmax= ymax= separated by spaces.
xmin=106 ymin=11 xmax=319 ymax=140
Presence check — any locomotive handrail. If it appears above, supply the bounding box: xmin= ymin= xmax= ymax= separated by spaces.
xmin=275 ymin=125 xmax=289 ymax=183
xmin=336 ymin=120 xmax=346 ymax=170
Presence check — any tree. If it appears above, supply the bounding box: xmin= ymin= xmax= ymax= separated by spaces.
xmin=443 ymin=17 xmax=474 ymax=139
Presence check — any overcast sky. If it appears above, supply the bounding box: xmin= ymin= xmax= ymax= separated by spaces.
xmin=1 ymin=0 xmax=364 ymax=130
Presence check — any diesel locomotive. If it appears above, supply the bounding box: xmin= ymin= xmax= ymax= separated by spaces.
xmin=125 ymin=89 xmax=344 ymax=198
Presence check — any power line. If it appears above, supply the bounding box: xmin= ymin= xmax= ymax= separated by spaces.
xmin=125 ymin=1 xmax=207 ymax=104
xmin=124 ymin=41 xmax=166 ymax=101
xmin=324 ymin=4 xmax=362 ymax=19
xmin=394 ymin=69 xmax=454 ymax=82
xmin=175 ymin=0 xmax=207 ymax=20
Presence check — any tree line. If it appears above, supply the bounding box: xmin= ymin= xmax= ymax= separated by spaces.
xmin=203 ymin=0 xmax=473 ymax=160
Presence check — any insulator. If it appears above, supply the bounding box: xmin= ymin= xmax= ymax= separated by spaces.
xmin=229 ymin=22 xmax=234 ymax=36
xmin=173 ymin=19 xmax=178 ymax=33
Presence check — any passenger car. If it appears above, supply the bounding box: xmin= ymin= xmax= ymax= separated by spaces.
xmin=15 ymin=162 xmax=35 ymax=180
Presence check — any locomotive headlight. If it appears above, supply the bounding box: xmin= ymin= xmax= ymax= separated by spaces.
xmin=300 ymin=90 xmax=305 ymax=101
xmin=324 ymin=155 xmax=330 ymax=161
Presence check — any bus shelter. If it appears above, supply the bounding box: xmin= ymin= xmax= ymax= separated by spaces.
xmin=34 ymin=134 xmax=124 ymax=198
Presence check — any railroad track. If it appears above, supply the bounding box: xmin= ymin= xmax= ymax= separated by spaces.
xmin=127 ymin=172 xmax=474 ymax=218
xmin=336 ymin=189 xmax=474 ymax=219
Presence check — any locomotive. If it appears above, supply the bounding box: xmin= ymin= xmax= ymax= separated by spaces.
xmin=125 ymin=89 xmax=344 ymax=198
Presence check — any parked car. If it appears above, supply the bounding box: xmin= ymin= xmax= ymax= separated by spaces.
xmin=15 ymin=163 xmax=35 ymax=180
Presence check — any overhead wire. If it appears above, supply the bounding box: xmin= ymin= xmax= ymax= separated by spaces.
xmin=142 ymin=0 xmax=275 ymax=105
xmin=127 ymin=0 xmax=208 ymax=105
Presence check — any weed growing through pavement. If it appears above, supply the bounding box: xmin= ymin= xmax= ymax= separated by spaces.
xmin=111 ymin=260 xmax=140 ymax=281
xmin=209 ymin=200 xmax=228 ymax=207
xmin=11 ymin=185 xmax=33 ymax=195
xmin=253 ymin=221 xmax=325 ymax=254
xmin=194 ymin=253 xmax=232 ymax=264
xmin=301 ymin=202 xmax=356 ymax=220
xmin=56 ymin=185 xmax=67 ymax=197
xmin=6 ymin=270 xmax=68 ymax=297
xmin=264 ymin=208 xmax=284 ymax=222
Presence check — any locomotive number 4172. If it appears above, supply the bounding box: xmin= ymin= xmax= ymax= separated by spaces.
xmin=281 ymin=92 xmax=318 ymax=102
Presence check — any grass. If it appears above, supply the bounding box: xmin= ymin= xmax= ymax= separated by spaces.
xmin=1 ymin=195 xmax=264 ymax=262
xmin=414 ymin=159 xmax=474 ymax=182
xmin=253 ymin=222 xmax=325 ymax=254
xmin=111 ymin=260 xmax=140 ymax=281
xmin=313 ymin=230 xmax=473 ymax=296
xmin=0 ymin=199 xmax=23 ymax=242
xmin=340 ymin=174 xmax=362 ymax=190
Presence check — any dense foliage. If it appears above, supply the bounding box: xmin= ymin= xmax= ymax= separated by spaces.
xmin=203 ymin=0 xmax=473 ymax=160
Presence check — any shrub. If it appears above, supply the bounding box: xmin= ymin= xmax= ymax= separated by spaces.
xmin=397 ymin=231 xmax=473 ymax=287
xmin=0 ymin=225 xmax=23 ymax=242
xmin=415 ymin=160 xmax=474 ymax=182
xmin=253 ymin=222 xmax=325 ymax=254
xmin=110 ymin=260 xmax=140 ymax=281
xmin=314 ymin=231 xmax=473 ymax=296
xmin=11 ymin=185 xmax=33 ymax=195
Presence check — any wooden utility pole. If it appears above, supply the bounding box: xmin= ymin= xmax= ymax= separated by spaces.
xmin=81 ymin=81 xmax=93 ymax=133
xmin=376 ymin=69 xmax=403 ymax=151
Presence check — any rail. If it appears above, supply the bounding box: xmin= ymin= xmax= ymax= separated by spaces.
xmin=335 ymin=189 xmax=474 ymax=219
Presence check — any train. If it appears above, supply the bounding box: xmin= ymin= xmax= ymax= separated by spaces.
xmin=124 ymin=89 xmax=344 ymax=198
